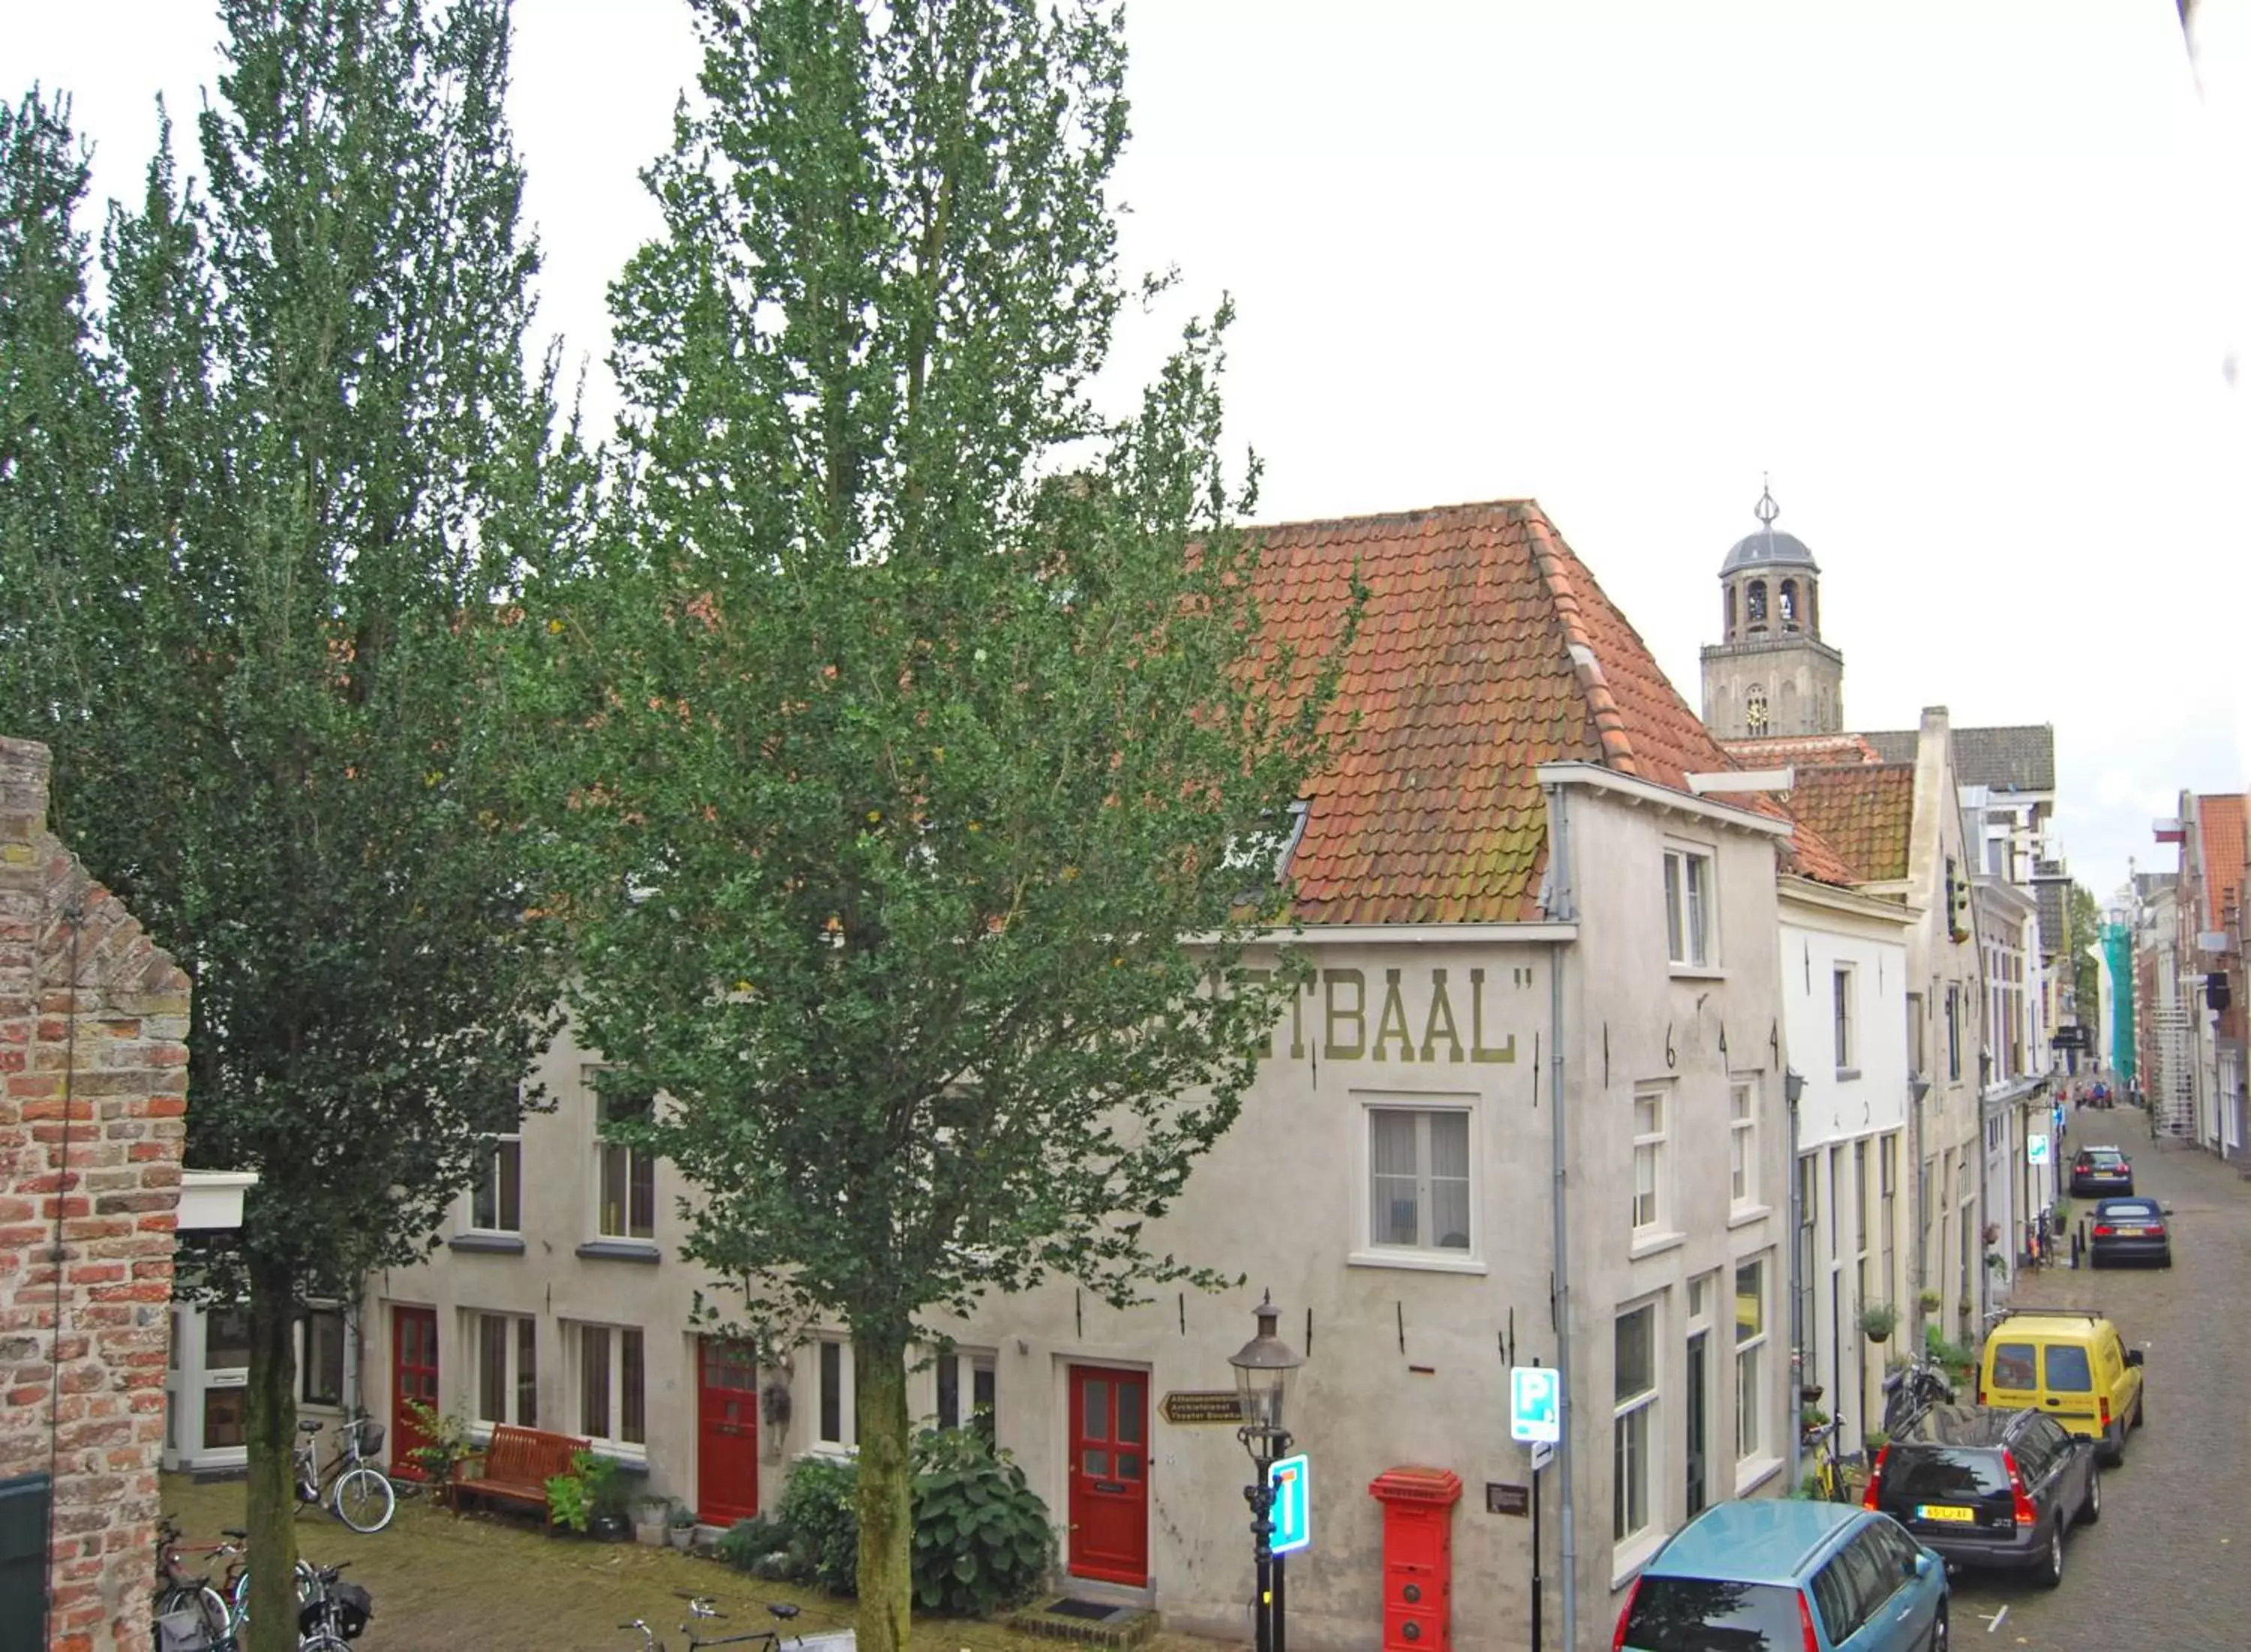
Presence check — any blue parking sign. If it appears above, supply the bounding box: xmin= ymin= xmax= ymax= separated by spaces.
xmin=1511 ymin=1365 xmax=1561 ymax=1443
xmin=1269 ymin=1454 xmax=1310 ymax=1555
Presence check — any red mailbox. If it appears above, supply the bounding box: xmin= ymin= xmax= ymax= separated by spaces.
xmin=1368 ymin=1466 xmax=1462 ymax=1650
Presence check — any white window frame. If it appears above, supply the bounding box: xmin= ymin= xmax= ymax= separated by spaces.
xmin=1612 ymin=1301 xmax=1658 ymax=1545
xmin=470 ymin=1310 xmax=539 ymax=1431
xmin=1631 ymin=1089 xmax=1669 ymax=1239
xmin=297 ymin=1305 xmax=347 ymax=1410
xmin=1663 ymin=845 xmax=1716 ymax=969
xmin=588 ymin=1065 xmax=657 ymax=1242
xmin=1729 ymin=1080 xmax=1758 ymax=1211
xmin=933 ymin=1347 xmax=997 ymax=1440
xmin=1354 ymin=1098 xmax=1482 ymax=1272
xmin=1833 ymin=965 xmax=1856 ymax=1072
xmin=815 ymin=1335 xmax=856 ymax=1452
xmin=1735 ymin=1257 xmax=1769 ymax=1466
xmin=568 ymin=1320 xmax=646 ymax=1457
xmin=467 ymin=1134 xmax=522 ymax=1235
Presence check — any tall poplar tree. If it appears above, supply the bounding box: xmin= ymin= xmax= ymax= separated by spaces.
xmin=513 ymin=3 xmax=1354 ymax=1645
xmin=2 ymin=8 xmax=568 ymax=1647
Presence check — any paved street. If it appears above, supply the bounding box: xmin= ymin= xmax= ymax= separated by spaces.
xmin=1943 ymin=1113 xmax=2251 ymax=1651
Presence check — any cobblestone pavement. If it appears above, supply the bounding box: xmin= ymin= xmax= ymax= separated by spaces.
xmin=1942 ymin=1113 xmax=2251 ymax=1652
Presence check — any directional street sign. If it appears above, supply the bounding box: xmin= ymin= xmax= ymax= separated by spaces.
xmin=1269 ymin=1454 xmax=1311 ymax=1555
xmin=1530 ymin=1439 xmax=1555 ymax=1473
xmin=1510 ymin=1365 xmax=1561 ymax=1444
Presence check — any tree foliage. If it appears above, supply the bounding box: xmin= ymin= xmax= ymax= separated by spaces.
xmin=509 ymin=2 xmax=1354 ymax=1645
xmin=2070 ymin=882 xmax=2102 ymax=1032
xmin=2 ymin=7 xmax=568 ymax=1648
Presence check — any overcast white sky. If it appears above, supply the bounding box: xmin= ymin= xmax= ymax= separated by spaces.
xmin=12 ymin=0 xmax=2251 ymax=906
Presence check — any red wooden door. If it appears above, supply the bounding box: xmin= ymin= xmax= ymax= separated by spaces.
xmin=1067 ymin=1365 xmax=1149 ymax=1585
xmin=696 ymin=1338 xmax=760 ymax=1525
xmin=391 ymin=1306 xmax=438 ymax=1480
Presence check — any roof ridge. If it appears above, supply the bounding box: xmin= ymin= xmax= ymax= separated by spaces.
xmin=1246 ymin=497 xmax=1540 ymax=536
xmin=1522 ymin=510 xmax=1640 ymax=777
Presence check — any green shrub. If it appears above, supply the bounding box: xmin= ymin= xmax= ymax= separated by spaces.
xmin=718 ymin=1514 xmax=786 ymax=1571
xmin=910 ymin=1426 xmax=1054 ymax=1617
xmin=779 ymin=1455 xmax=861 ymax=1594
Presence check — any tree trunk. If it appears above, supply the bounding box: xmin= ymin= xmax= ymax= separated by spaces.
xmin=852 ymin=1320 xmax=913 ymax=1652
xmin=245 ymin=1257 xmax=300 ymax=1652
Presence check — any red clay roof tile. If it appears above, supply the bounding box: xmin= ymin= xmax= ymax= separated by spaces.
xmin=1786 ymin=764 xmax=1917 ymax=885
xmin=1251 ymin=499 xmax=1827 ymax=923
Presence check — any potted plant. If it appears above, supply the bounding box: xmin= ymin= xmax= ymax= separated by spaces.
xmin=635 ymin=1494 xmax=670 ymax=1548
xmin=1859 ymin=1302 xmax=1898 ymax=1344
xmin=1916 ymin=1288 xmax=1942 ymax=1314
xmin=1863 ymin=1428 xmax=1889 ymax=1454
xmin=668 ymin=1501 xmax=699 ymax=1551
xmin=548 ymin=1450 xmax=631 ymax=1539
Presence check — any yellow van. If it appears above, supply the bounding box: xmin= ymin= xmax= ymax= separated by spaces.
xmin=1978 ymin=1310 xmax=2145 ymax=1464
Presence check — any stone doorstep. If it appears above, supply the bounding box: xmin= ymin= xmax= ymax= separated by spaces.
xmin=1001 ymin=1598 xmax=1162 ymax=1648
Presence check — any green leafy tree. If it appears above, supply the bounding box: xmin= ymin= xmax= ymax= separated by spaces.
xmin=511 ymin=2 xmax=1353 ymax=1644
xmin=2 ymin=7 xmax=570 ymax=1646
xmin=2069 ymin=882 xmax=2102 ymax=1043
xmin=0 ymin=89 xmax=120 ymax=732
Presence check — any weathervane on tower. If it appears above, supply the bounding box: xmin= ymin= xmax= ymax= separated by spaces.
xmin=1754 ymin=475 xmax=1779 ymax=530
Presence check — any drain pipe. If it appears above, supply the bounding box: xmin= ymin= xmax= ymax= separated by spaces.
xmin=1543 ymin=781 xmax=1578 ymax=1652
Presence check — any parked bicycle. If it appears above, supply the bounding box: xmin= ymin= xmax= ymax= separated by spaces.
xmin=1800 ymin=1418 xmax=1867 ymax=1503
xmin=618 ymin=1594 xmax=808 ymax=1652
xmin=152 ymin=1515 xmax=244 ymax=1651
xmin=293 ymin=1410 xmax=397 ymax=1533
xmin=294 ymin=1558 xmax=375 ymax=1651
xmin=1881 ymin=1354 xmax=1958 ymax=1437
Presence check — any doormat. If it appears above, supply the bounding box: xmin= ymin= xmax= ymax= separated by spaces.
xmin=1001 ymin=1597 xmax=1160 ymax=1647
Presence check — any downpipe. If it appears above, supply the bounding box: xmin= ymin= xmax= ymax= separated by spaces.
xmin=1543 ymin=782 xmax=1578 ymax=1652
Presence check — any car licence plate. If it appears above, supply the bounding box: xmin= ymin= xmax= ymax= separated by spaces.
xmin=2116 ymin=1225 xmax=2145 ymax=1236
xmin=1916 ymin=1504 xmax=1976 ymax=1523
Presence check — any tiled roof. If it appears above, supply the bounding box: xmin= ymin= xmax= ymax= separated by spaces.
xmin=1720 ymin=732 xmax=1885 ymax=767
xmin=1785 ymin=764 xmax=1918 ymax=884
xmin=2199 ymin=794 xmax=2246 ymax=930
xmin=1253 ymin=500 xmax=1799 ymax=924
xmin=1863 ymin=725 xmax=2056 ymax=794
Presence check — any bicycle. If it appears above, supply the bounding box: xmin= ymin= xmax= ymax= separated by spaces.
xmin=617 ymin=1594 xmax=809 ymax=1651
xmin=294 ymin=1558 xmax=374 ymax=1652
xmin=1801 ymin=1419 xmax=1866 ymax=1504
xmin=293 ymin=1410 xmax=397 ymax=1533
xmin=152 ymin=1515 xmax=244 ymax=1651
xmin=1881 ymin=1355 xmax=1958 ymax=1437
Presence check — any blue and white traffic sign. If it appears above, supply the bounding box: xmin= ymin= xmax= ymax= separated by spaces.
xmin=1510 ymin=1365 xmax=1561 ymax=1444
xmin=1269 ymin=1454 xmax=1311 ymax=1555
xmin=2027 ymin=1135 xmax=2051 ymax=1167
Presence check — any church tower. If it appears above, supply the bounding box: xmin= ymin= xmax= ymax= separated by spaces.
xmin=1699 ymin=482 xmax=1844 ymax=740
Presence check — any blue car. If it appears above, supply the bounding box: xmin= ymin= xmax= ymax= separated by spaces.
xmin=1615 ymin=1497 xmax=1949 ymax=1650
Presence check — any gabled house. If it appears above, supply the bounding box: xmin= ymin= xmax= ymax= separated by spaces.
xmin=1723 ymin=711 xmax=1991 ymax=1350
xmin=371 ymin=500 xmax=1861 ymax=1649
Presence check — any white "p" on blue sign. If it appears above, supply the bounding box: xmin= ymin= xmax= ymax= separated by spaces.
xmin=1511 ymin=1365 xmax=1561 ymax=1443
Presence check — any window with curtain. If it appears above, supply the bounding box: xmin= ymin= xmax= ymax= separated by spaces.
xmin=1736 ymin=1258 xmax=1766 ymax=1461
xmin=1613 ymin=1304 xmax=1656 ymax=1542
xmin=1366 ymin=1107 xmax=1471 ymax=1252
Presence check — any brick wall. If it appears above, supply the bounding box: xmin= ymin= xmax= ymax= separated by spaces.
xmin=0 ymin=737 xmax=190 ymax=1652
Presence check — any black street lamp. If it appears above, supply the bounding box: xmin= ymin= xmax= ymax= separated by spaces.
xmin=1229 ymin=1291 xmax=1302 ymax=1652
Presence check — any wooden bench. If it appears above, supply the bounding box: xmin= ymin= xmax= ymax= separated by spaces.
xmin=450 ymin=1424 xmax=590 ymax=1518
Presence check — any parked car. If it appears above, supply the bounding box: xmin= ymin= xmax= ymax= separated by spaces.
xmin=1862 ymin=1404 xmax=2097 ymax=1588
xmin=2087 ymin=1197 xmax=2172 ymax=1269
xmin=2068 ymin=1146 xmax=2134 ymax=1197
xmin=1977 ymin=1309 xmax=2145 ymax=1463
xmin=1613 ymin=1497 xmax=1949 ymax=1652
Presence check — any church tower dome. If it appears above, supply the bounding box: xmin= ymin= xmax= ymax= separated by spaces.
xmin=1699 ymin=481 xmax=1845 ymax=740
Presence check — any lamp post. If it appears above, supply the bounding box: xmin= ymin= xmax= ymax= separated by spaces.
xmin=1229 ymin=1292 xmax=1302 ymax=1652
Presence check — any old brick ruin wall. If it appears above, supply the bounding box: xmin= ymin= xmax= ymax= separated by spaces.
xmin=0 ymin=737 xmax=189 ymax=1652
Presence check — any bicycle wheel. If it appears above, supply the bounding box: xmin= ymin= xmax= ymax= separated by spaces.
xmin=155 ymin=1582 xmax=230 ymax=1648
xmin=299 ymin=1635 xmax=352 ymax=1652
xmin=331 ymin=1464 xmax=396 ymax=1533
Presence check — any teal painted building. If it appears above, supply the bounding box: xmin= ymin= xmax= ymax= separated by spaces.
xmin=2102 ymin=920 xmax=2135 ymax=1087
